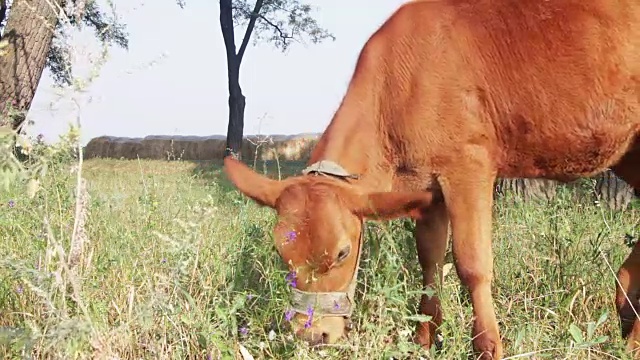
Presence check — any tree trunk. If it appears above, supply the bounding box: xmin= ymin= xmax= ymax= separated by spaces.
xmin=593 ymin=169 xmax=634 ymax=211
xmin=0 ymin=0 xmax=59 ymax=132
xmin=494 ymin=178 xmax=558 ymax=202
xmin=219 ymin=0 xmax=262 ymax=161
xmin=225 ymin=68 xmax=245 ymax=160
xmin=1 ymin=0 xmax=8 ymax=29
xmin=219 ymin=0 xmax=245 ymax=160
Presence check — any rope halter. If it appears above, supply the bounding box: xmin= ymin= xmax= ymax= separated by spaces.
xmin=288 ymin=160 xmax=364 ymax=319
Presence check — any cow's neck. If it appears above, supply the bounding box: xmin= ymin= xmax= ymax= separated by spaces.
xmin=307 ymin=69 xmax=392 ymax=191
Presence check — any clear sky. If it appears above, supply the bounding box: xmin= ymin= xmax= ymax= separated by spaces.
xmin=26 ymin=0 xmax=407 ymax=145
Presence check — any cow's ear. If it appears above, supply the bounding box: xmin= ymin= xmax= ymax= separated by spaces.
xmin=223 ymin=156 xmax=290 ymax=208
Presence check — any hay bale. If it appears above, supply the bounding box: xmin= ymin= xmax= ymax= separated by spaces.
xmin=259 ymin=136 xmax=318 ymax=161
xmin=242 ymin=134 xmax=319 ymax=162
xmin=83 ymin=136 xmax=109 ymax=158
xmin=84 ymin=136 xmax=144 ymax=159
xmin=83 ymin=133 xmax=322 ymax=162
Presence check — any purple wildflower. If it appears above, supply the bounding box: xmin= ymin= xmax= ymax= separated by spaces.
xmin=285 ymin=271 xmax=297 ymax=287
xmin=284 ymin=309 xmax=295 ymax=322
xmin=304 ymin=305 xmax=314 ymax=329
xmin=246 ymin=294 xmax=254 ymax=300
xmin=8 ymin=200 xmax=15 ymax=208
xmin=16 ymin=285 xmax=23 ymax=294
xmin=239 ymin=326 xmax=249 ymax=336
xmin=285 ymin=230 xmax=297 ymax=244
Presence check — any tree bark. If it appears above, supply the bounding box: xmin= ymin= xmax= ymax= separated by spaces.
xmin=0 ymin=0 xmax=60 ymax=132
xmin=494 ymin=178 xmax=558 ymax=202
xmin=225 ymin=74 xmax=246 ymax=160
xmin=593 ymin=169 xmax=634 ymax=211
xmin=1 ymin=0 xmax=8 ymax=28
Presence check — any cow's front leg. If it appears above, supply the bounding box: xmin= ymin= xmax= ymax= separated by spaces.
xmin=439 ymin=151 xmax=502 ymax=359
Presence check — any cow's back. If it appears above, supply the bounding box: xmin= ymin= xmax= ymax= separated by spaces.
xmin=378 ymin=0 xmax=640 ymax=180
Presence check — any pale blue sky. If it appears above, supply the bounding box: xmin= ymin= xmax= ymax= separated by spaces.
xmin=26 ymin=0 xmax=406 ymax=145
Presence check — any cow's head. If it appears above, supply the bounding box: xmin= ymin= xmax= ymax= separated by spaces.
xmin=223 ymin=156 xmax=441 ymax=345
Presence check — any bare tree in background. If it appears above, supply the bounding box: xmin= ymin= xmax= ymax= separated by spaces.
xmin=215 ymin=0 xmax=335 ymax=160
xmin=0 ymin=0 xmax=128 ymax=133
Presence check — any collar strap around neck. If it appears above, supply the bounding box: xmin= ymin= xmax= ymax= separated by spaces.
xmin=302 ymin=160 xmax=360 ymax=180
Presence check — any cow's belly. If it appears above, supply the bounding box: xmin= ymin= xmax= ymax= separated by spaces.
xmin=496 ymin=110 xmax=639 ymax=181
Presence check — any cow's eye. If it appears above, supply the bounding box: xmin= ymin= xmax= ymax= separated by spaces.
xmin=337 ymin=245 xmax=351 ymax=262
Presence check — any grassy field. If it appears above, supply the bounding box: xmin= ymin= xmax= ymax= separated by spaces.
xmin=0 ymin=156 xmax=639 ymax=359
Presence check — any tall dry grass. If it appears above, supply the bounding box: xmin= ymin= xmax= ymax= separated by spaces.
xmin=0 ymin=141 xmax=639 ymax=359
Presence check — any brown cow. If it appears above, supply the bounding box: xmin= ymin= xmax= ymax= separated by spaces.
xmin=223 ymin=0 xmax=640 ymax=358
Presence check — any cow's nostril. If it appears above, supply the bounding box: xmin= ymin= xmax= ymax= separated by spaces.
xmin=321 ymin=332 xmax=330 ymax=344
xmin=303 ymin=331 xmax=325 ymax=346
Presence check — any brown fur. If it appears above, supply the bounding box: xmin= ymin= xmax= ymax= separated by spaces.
xmin=224 ymin=0 xmax=640 ymax=358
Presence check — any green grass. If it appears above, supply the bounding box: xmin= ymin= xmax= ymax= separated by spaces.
xmin=0 ymin=157 xmax=639 ymax=359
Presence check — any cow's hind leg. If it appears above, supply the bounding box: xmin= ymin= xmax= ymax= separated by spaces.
xmin=413 ymin=202 xmax=449 ymax=351
xmin=611 ymin=145 xmax=640 ymax=354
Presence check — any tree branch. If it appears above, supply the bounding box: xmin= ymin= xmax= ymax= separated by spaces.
xmin=257 ymin=13 xmax=293 ymax=45
xmin=236 ymin=0 xmax=263 ymax=63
